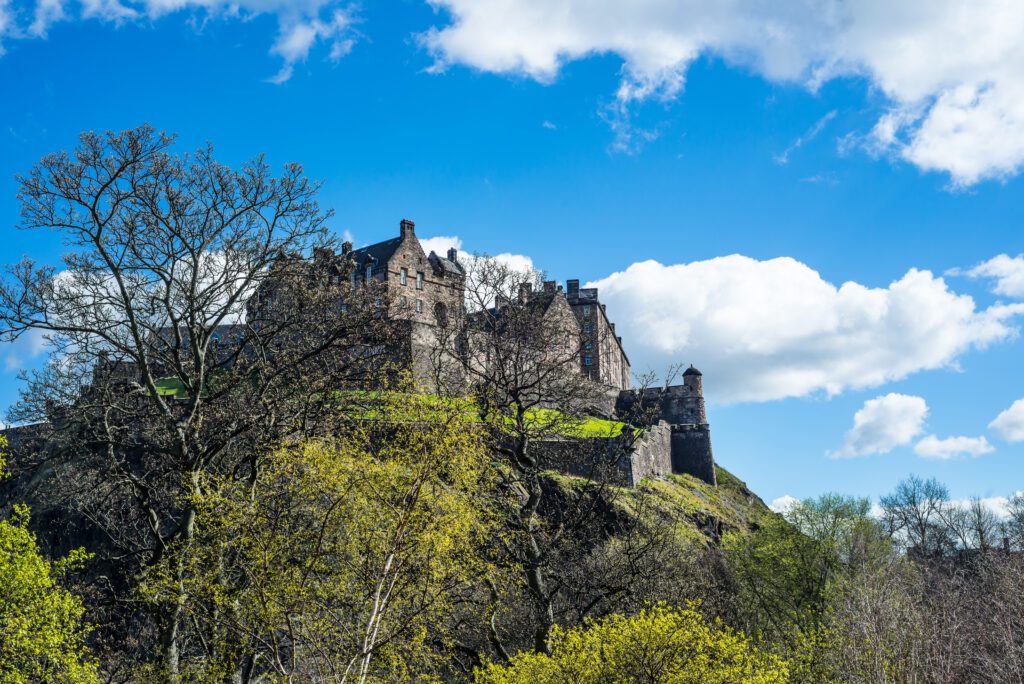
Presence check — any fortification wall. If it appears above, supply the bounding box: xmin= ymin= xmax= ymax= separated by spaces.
xmin=670 ymin=425 xmax=717 ymax=486
xmin=536 ymin=420 xmax=673 ymax=487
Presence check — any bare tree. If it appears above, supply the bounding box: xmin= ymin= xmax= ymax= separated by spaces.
xmin=0 ymin=126 xmax=393 ymax=679
xmin=426 ymin=256 xmax=655 ymax=657
xmin=879 ymin=475 xmax=954 ymax=557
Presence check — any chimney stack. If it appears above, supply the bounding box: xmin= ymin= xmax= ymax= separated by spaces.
xmin=448 ymin=247 xmax=459 ymax=263
xmin=567 ymin=279 xmax=580 ymax=296
xmin=400 ymin=218 xmax=415 ymax=239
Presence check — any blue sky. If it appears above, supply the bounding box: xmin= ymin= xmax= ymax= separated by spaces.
xmin=2 ymin=0 xmax=1024 ymax=510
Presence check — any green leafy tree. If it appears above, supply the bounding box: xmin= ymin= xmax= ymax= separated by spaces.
xmin=0 ymin=433 xmax=97 ymax=683
xmin=475 ymin=603 xmax=789 ymax=684
xmin=140 ymin=389 xmax=496 ymax=682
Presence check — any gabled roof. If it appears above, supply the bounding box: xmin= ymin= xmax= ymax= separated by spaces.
xmin=349 ymin=236 xmax=403 ymax=267
xmin=428 ymin=251 xmax=465 ymax=276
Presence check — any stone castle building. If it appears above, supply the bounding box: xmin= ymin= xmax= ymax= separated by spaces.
xmin=294 ymin=219 xmax=717 ymax=486
xmin=5 ymin=218 xmax=717 ymax=489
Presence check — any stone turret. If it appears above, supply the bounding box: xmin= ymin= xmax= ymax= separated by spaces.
xmin=614 ymin=365 xmax=717 ymax=486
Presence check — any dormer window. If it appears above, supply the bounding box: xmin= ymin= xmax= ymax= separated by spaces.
xmin=400 ymin=268 xmax=408 ymax=285
xmin=416 ymin=272 xmax=424 ymax=290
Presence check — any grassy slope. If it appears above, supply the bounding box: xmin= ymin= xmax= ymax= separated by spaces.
xmin=544 ymin=465 xmax=771 ymax=544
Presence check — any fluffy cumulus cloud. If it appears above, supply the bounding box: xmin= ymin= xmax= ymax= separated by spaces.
xmin=588 ymin=256 xmax=1024 ymax=403
xmin=769 ymin=494 xmax=799 ymax=514
xmin=1 ymin=0 xmax=358 ymax=81
xmin=424 ymin=0 xmax=1024 ymax=185
xmin=418 ymin=235 xmax=535 ymax=276
xmin=913 ymin=434 xmax=994 ymax=460
xmin=955 ymin=254 xmax=1024 ymax=298
xmin=990 ymin=398 xmax=1024 ymax=442
xmin=830 ymin=393 xmax=928 ymax=458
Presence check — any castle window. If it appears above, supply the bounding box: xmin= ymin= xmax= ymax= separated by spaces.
xmin=366 ymin=265 xmax=373 ymax=281
xmin=434 ymin=302 xmax=448 ymax=327
xmin=583 ymin=305 xmax=591 ymax=316
xmin=340 ymin=303 xmax=348 ymax=313
xmin=584 ymin=354 xmax=593 ymax=366
xmin=351 ymin=272 xmax=357 ymax=288
xmin=400 ymin=268 xmax=408 ymax=285
xmin=584 ymin=322 xmax=593 ymax=333
xmin=416 ymin=272 xmax=424 ymax=290
xmin=416 ymin=299 xmax=423 ymax=313
xmin=584 ymin=341 xmax=593 ymax=350
xmin=399 ymin=295 xmax=407 ymax=307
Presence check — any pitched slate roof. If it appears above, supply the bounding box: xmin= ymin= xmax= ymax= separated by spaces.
xmin=349 ymin=236 xmax=403 ymax=268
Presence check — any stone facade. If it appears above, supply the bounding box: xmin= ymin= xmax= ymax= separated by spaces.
xmin=613 ymin=366 xmax=717 ymax=486
xmin=566 ymin=280 xmax=631 ymax=391
xmin=277 ymin=219 xmax=717 ymax=487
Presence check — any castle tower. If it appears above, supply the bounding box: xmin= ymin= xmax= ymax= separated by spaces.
xmin=682 ymin=365 xmax=707 ymax=424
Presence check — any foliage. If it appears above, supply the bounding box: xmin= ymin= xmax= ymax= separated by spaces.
xmin=139 ymin=390 xmax=497 ymax=681
xmin=0 ymin=434 xmax=97 ymax=684
xmin=475 ymin=603 xmax=789 ymax=684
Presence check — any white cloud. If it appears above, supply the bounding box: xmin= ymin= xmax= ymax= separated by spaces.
xmin=775 ymin=110 xmax=837 ymax=165
xmin=542 ymin=120 xmax=557 ymax=130
xmin=769 ymin=494 xmax=799 ymax=513
xmin=418 ymin=235 xmax=463 ymax=259
xmin=424 ymin=1 xmax=1024 ymax=185
xmin=3 ymin=329 xmax=47 ymax=373
xmin=946 ymin=493 xmax=1022 ymax=519
xmin=830 ymin=393 xmax=928 ymax=458
xmin=420 ymin=234 xmax=534 ymax=274
xmin=3 ymin=0 xmax=358 ymax=82
xmin=990 ymin=398 xmax=1024 ymax=442
xmin=913 ymin=434 xmax=994 ymax=459
xmin=588 ymin=256 xmax=1024 ymax=403
xmin=956 ymin=254 xmax=1024 ymax=298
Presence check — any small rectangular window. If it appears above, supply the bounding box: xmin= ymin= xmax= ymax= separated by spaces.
xmin=400 ymin=268 xmax=408 ymax=285
xmin=399 ymin=295 xmax=407 ymax=307
xmin=584 ymin=355 xmax=593 ymax=366
xmin=366 ymin=266 xmax=373 ymax=281
xmin=416 ymin=272 xmax=424 ymax=290
xmin=351 ymin=272 xmax=357 ymax=287
xmin=582 ymin=305 xmax=591 ymax=316
xmin=584 ymin=322 xmax=593 ymax=333
xmin=416 ymin=299 xmax=423 ymax=313
xmin=584 ymin=341 xmax=593 ymax=350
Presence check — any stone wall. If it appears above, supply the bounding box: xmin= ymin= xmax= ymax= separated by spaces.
xmin=535 ymin=419 xmax=673 ymax=487
xmin=670 ymin=425 xmax=717 ymax=486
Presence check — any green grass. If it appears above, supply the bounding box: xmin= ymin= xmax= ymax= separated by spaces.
xmin=543 ymin=464 xmax=772 ymax=545
xmin=154 ymin=382 xmax=632 ymax=438
xmin=154 ymin=377 xmax=187 ymax=398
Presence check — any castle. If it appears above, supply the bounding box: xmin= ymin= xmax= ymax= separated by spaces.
xmin=290 ymin=219 xmax=717 ymax=487
xmin=4 ymin=219 xmax=717 ymax=489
